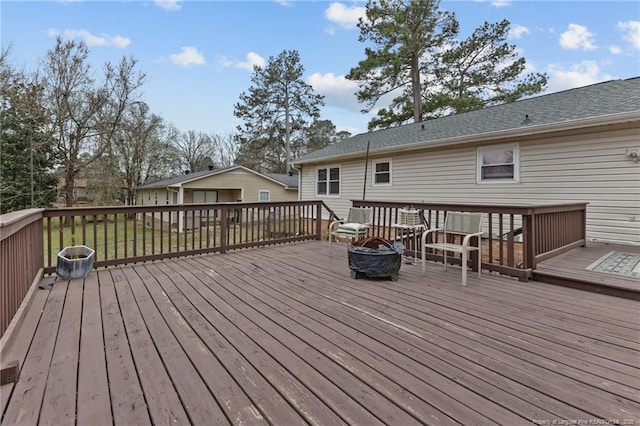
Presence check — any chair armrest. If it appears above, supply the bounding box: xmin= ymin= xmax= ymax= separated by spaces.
xmin=461 ymin=231 xmax=483 ymax=247
xmin=328 ymin=218 xmax=346 ymax=232
xmin=421 ymin=227 xmax=443 ymax=245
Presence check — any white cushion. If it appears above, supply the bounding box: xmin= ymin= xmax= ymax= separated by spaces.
xmin=337 ymin=223 xmax=369 ymax=234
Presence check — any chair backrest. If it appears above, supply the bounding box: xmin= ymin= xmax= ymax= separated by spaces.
xmin=347 ymin=207 xmax=372 ymax=224
xmin=444 ymin=211 xmax=482 ymax=235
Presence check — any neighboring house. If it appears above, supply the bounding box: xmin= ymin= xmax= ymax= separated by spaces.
xmin=292 ymin=77 xmax=640 ymax=245
xmin=136 ymin=165 xmax=299 ymax=230
xmin=73 ymin=179 xmax=90 ymax=202
xmin=57 ymin=178 xmax=90 ymax=203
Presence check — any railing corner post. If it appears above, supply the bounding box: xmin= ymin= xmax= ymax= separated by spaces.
xmin=524 ymin=213 xmax=535 ymax=269
xmin=315 ymin=203 xmax=322 ymax=240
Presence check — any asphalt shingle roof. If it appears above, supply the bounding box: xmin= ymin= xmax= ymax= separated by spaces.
xmin=293 ymin=77 xmax=640 ymax=164
xmin=139 ymin=168 xmax=222 ymax=189
xmin=265 ymin=173 xmax=299 ymax=188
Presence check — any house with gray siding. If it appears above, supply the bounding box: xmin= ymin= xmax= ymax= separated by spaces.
xmin=292 ymin=77 xmax=640 ymax=245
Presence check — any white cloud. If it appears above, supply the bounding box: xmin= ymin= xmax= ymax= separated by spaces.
xmin=169 ymin=46 xmax=205 ymax=67
xmin=236 ymin=52 xmax=265 ymax=71
xmin=307 ymin=72 xmax=361 ymax=113
xmin=324 ymin=2 xmax=366 ymax=30
xmin=216 ymin=55 xmax=233 ymax=68
xmin=491 ymin=0 xmax=512 ymax=8
xmin=559 ymin=24 xmax=597 ymax=51
xmin=274 ymin=0 xmax=294 ymax=6
xmin=617 ymin=21 xmax=640 ymax=50
xmin=155 ymin=0 xmax=181 ymax=11
xmin=609 ymin=45 xmax=623 ymax=55
xmin=215 ymin=52 xmax=264 ymax=71
xmin=47 ymin=28 xmax=130 ymax=48
xmin=508 ymin=24 xmax=530 ymax=40
xmin=546 ymin=61 xmax=613 ymax=93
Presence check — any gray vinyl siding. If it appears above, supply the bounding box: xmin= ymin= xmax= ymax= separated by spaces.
xmin=301 ymin=127 xmax=640 ymax=244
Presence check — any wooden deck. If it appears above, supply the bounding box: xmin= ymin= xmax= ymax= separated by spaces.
xmin=534 ymin=241 xmax=640 ymax=300
xmin=1 ymin=240 xmax=639 ymax=425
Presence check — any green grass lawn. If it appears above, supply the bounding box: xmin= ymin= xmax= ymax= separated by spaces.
xmin=42 ymin=214 xmax=301 ymax=267
xmin=43 ymin=214 xmax=203 ymax=266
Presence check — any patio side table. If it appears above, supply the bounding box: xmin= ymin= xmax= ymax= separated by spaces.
xmin=392 ymin=209 xmax=425 ymax=265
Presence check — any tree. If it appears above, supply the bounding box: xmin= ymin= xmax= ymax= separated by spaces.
xmin=210 ymin=132 xmax=238 ymax=168
xmin=427 ymin=19 xmax=547 ymax=116
xmin=175 ymin=130 xmax=214 ymax=173
xmin=39 ymin=36 xmax=145 ymax=207
xmin=347 ymin=0 xmax=458 ymax=129
xmin=234 ymin=50 xmax=324 ymax=174
xmin=305 ymin=119 xmax=349 ymax=153
xmin=112 ymin=102 xmax=181 ymax=205
xmin=82 ymin=152 xmax=122 ymax=205
xmin=348 ymin=0 xmax=547 ymax=130
xmin=0 ymin=47 xmax=57 ymax=213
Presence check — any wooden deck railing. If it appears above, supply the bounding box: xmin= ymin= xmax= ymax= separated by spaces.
xmin=0 ymin=199 xmax=586 ymax=337
xmin=0 ymin=209 xmax=44 ymax=337
xmin=41 ymin=201 xmax=324 ymax=273
xmin=353 ymin=200 xmax=587 ymax=281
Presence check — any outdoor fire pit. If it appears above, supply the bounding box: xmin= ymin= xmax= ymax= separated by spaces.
xmin=56 ymin=245 xmax=95 ymax=280
xmin=347 ymin=237 xmax=403 ymax=281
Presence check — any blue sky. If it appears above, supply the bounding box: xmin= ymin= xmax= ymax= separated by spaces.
xmin=2 ymin=0 xmax=639 ymax=137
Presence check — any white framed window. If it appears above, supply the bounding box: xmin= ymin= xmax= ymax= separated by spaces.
xmin=154 ymin=191 xmax=158 ymax=204
xmin=258 ymin=190 xmax=270 ymax=201
xmin=316 ymin=166 xmax=340 ymax=196
xmin=477 ymin=143 xmax=519 ymax=183
xmin=372 ymin=159 xmax=392 ymax=186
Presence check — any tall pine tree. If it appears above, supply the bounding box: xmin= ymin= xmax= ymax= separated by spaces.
xmin=0 ymin=48 xmax=57 ymax=213
xmin=348 ymin=0 xmax=547 ymax=130
xmin=234 ymin=50 xmax=324 ymax=174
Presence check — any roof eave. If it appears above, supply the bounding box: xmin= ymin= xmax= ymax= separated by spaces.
xmin=292 ymin=111 xmax=640 ymax=165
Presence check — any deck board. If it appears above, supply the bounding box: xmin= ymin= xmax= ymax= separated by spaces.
xmin=534 ymin=242 xmax=640 ymax=295
xmin=0 ymin=278 xmax=51 ymax=416
xmin=98 ymin=269 xmax=150 ymax=426
xmin=76 ymin=272 xmax=112 ymax=426
xmin=217 ymin=245 xmax=636 ymax=419
xmin=124 ymin=265 xmax=229 ymax=426
xmin=2 ymin=240 xmax=639 ymax=425
xmin=39 ymin=277 xmax=82 ymax=426
xmin=110 ymin=267 xmax=190 ymax=425
xmin=147 ymin=261 xmax=308 ymax=426
xmin=2 ymin=275 xmax=68 ymax=425
xmin=184 ymin=256 xmax=531 ymax=424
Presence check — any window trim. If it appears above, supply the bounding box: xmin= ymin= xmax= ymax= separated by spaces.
xmin=315 ymin=165 xmax=341 ymax=197
xmin=372 ymin=159 xmax=392 ymax=186
xmin=258 ymin=190 xmax=270 ymax=202
xmin=476 ymin=143 xmax=520 ymax=183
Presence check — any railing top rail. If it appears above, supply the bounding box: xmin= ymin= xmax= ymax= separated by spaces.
xmin=352 ymin=200 xmax=588 ymax=215
xmin=42 ymin=200 xmax=324 ymax=217
xmin=0 ymin=208 xmax=44 ymax=242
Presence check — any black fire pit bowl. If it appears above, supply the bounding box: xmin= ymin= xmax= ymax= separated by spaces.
xmin=347 ymin=237 xmax=403 ymax=281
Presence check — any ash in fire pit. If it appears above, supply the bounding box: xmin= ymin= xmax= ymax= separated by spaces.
xmin=348 ymin=237 xmax=404 ymax=281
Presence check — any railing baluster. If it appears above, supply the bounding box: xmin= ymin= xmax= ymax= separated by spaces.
xmin=114 ymin=213 xmax=119 ymax=260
